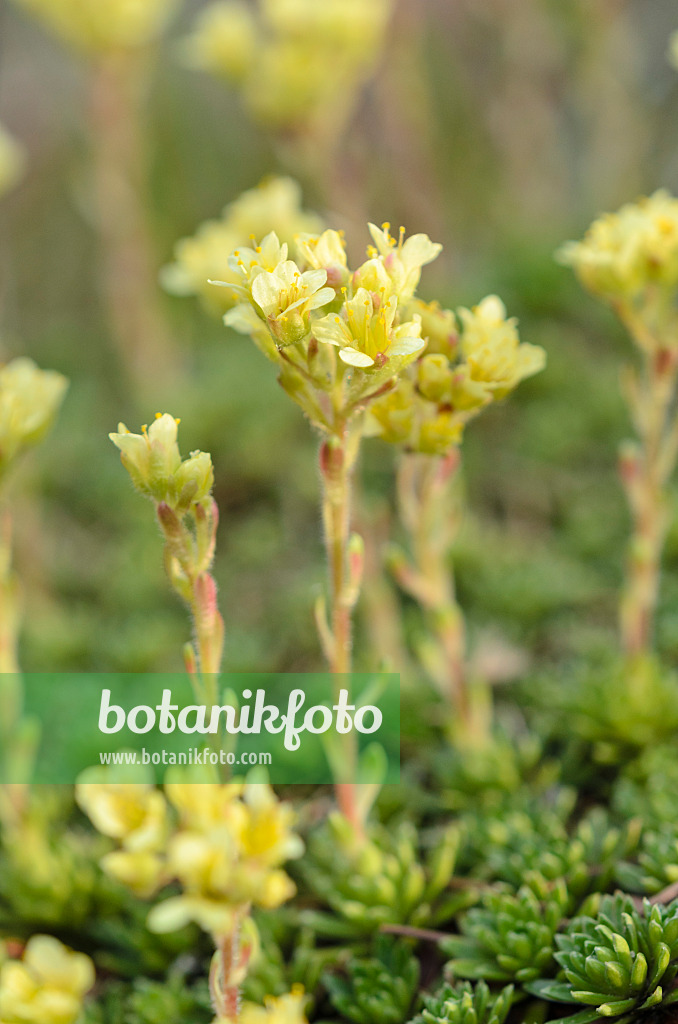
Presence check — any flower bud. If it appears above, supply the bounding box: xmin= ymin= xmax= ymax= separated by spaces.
xmin=175 ymin=450 xmax=214 ymax=510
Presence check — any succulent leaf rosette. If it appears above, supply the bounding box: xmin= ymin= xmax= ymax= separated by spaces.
xmin=527 ymin=895 xmax=678 ymax=1023
xmin=417 ymin=981 xmax=514 ymax=1024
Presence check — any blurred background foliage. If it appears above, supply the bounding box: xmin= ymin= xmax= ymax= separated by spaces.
xmin=1 ymin=0 xmax=678 ymax=692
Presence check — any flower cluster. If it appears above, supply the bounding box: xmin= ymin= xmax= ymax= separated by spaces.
xmin=182 ymin=0 xmax=393 ymax=137
xmin=0 ymin=125 xmax=25 ymax=200
xmin=0 ymin=935 xmax=94 ymax=1024
xmin=558 ymin=190 xmax=678 ymax=330
xmin=76 ymin=771 xmax=303 ymax=940
xmin=219 ymin=221 xmax=545 ymax=450
xmin=0 ymin=358 xmax=68 ymax=479
xmin=162 ymin=177 xmax=324 ymax=314
xmin=366 ymin=294 xmax=545 ymax=454
xmin=10 ymin=0 xmax=177 ymax=52
xmin=109 ymin=412 xmax=214 ymax=513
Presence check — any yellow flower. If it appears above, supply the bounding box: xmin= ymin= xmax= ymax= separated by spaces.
xmin=147 ymin=782 xmax=302 ymax=939
xmin=365 ymin=379 xmax=416 ymax=445
xmin=162 ymin=178 xmax=323 ymax=314
xmin=227 ymin=231 xmax=290 ymax=295
xmin=100 ymin=849 xmax=166 ymax=898
xmin=313 ymin=290 xmax=424 ymax=368
xmin=365 ymin=375 xmax=465 ymax=455
xmin=75 ymin=770 xmax=167 ymax=850
xmin=183 ymin=0 xmax=393 ymax=135
xmin=295 ymin=229 xmax=348 ymax=287
xmin=364 ymin=223 xmax=442 ymax=301
xmin=109 ymin=413 xmax=214 ymax=511
xmin=0 ymin=935 xmax=94 ymax=1024
xmin=558 ymin=190 xmax=678 ymax=304
xmin=408 ymin=299 xmax=458 ymax=357
xmin=261 ymin=0 xmax=391 ymax=56
xmin=459 ymin=296 xmax=546 ymax=400
xmin=237 ymin=987 xmax=308 ymax=1024
xmin=248 ymin=260 xmax=335 ymax=346
xmin=240 ymin=783 xmax=304 ymax=867
xmin=0 ymin=125 xmax=26 ymax=200
xmin=0 ymin=358 xmax=68 ymax=475
xmin=164 ymin=779 xmax=244 ymax=830
xmin=182 ymin=1 xmax=258 ymax=83
xmin=10 ymin=0 xmax=177 ymax=52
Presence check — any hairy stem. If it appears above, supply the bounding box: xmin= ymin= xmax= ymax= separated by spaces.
xmin=395 ymin=452 xmax=479 ymax=736
xmin=319 ymin=421 xmax=362 ymax=831
xmin=617 ymin=307 xmax=678 ymax=660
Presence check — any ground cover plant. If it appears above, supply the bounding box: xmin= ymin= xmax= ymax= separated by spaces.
xmin=3 ymin=2 xmax=678 ymax=1024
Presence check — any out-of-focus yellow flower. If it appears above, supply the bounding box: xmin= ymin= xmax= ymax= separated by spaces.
xmin=183 ymin=0 xmax=393 ymax=137
xmin=165 ymin=779 xmax=243 ymax=830
xmin=147 ymin=782 xmax=302 ymax=939
xmin=100 ymin=848 xmax=166 ymax=898
xmin=236 ymin=987 xmax=308 ymax=1024
xmin=182 ymin=1 xmax=257 ymax=82
xmin=408 ymin=299 xmax=458 ymax=358
xmin=558 ymin=190 xmax=678 ymax=307
xmin=75 ymin=776 xmax=167 ymax=848
xmin=162 ymin=178 xmax=323 ymax=314
xmin=10 ymin=0 xmax=177 ymax=52
xmin=313 ymin=290 xmax=424 ymax=368
xmin=0 ymin=358 xmax=68 ymax=477
xmin=459 ymin=296 xmax=546 ymax=400
xmin=240 ymin=782 xmax=304 ymax=866
xmin=76 ymin=767 xmax=169 ymax=896
xmin=0 ymin=126 xmax=26 ymax=200
xmin=366 ymin=374 xmax=464 ymax=456
xmin=0 ymin=935 xmax=94 ymax=1024
xmin=109 ymin=413 xmax=214 ymax=511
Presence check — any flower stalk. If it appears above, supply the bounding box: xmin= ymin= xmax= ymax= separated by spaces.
xmin=616 ymin=305 xmax=678 ymax=659
xmin=559 ymin=191 xmax=678 ymax=661
xmin=319 ymin=424 xmax=363 ymax=830
xmin=390 ymin=450 xmax=485 ymax=744
xmin=89 ymin=51 xmax=177 ymax=395
xmin=109 ymin=414 xmax=223 ymax=701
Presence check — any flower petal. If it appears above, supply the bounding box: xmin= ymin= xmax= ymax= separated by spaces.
xmin=339 ymin=348 xmax=374 ymax=367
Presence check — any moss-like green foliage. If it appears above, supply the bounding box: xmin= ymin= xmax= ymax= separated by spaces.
xmin=324 ymin=937 xmax=420 ymax=1024
xmin=300 ymin=817 xmax=476 ymax=937
xmin=81 ymin=976 xmax=212 ymax=1024
xmin=443 ymin=884 xmax=565 ymax=983
xmin=557 ymin=656 xmax=678 ymax=763
xmin=459 ymin=803 xmax=636 ymax=910
xmin=417 ymin=981 xmax=513 ymax=1024
xmin=616 ymin=824 xmax=678 ymax=895
xmin=527 ymin=894 xmax=678 ymax=1022
xmin=612 ymin=744 xmax=678 ymax=826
